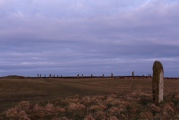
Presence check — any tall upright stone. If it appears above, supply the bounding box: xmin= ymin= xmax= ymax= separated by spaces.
xmin=91 ymin=74 xmax=93 ymax=78
xmin=152 ymin=61 xmax=164 ymax=105
xmin=49 ymin=74 xmax=51 ymax=78
xmin=102 ymin=74 xmax=104 ymax=78
xmin=111 ymin=73 xmax=113 ymax=78
xmin=132 ymin=71 xmax=134 ymax=76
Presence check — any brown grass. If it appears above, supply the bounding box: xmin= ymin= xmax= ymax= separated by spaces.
xmin=1 ymin=92 xmax=179 ymax=120
xmin=0 ymin=77 xmax=179 ymax=119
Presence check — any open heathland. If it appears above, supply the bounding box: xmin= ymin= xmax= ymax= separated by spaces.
xmin=0 ymin=76 xmax=179 ymax=119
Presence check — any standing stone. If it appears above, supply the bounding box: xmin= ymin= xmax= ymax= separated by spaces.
xmin=77 ymin=74 xmax=79 ymax=78
xmin=49 ymin=74 xmax=51 ymax=78
xmin=91 ymin=74 xmax=93 ymax=78
xmin=82 ymin=74 xmax=83 ymax=78
xmin=132 ymin=71 xmax=134 ymax=76
xmin=152 ymin=61 xmax=164 ymax=105
xmin=111 ymin=73 xmax=113 ymax=78
xmin=102 ymin=74 xmax=104 ymax=78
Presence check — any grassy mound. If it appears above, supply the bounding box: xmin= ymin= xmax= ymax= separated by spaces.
xmin=3 ymin=75 xmax=25 ymax=79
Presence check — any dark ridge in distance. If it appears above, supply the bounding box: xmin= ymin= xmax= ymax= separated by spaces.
xmin=0 ymin=75 xmax=178 ymax=80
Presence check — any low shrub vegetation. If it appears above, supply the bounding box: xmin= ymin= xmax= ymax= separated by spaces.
xmin=1 ymin=92 xmax=179 ymax=120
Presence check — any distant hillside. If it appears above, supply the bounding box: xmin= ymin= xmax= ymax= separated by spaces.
xmin=2 ymin=75 xmax=25 ymax=79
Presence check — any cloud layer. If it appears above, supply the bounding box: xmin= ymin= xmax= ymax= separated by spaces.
xmin=0 ymin=0 xmax=179 ymax=77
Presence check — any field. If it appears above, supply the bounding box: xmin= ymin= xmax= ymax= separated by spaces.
xmin=0 ymin=76 xmax=179 ymax=119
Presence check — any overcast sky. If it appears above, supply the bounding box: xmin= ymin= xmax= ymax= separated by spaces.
xmin=0 ymin=0 xmax=179 ymax=77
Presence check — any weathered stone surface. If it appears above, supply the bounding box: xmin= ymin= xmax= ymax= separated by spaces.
xmin=152 ymin=61 xmax=164 ymax=104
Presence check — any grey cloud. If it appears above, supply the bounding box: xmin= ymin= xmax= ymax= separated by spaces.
xmin=0 ymin=0 xmax=179 ymax=77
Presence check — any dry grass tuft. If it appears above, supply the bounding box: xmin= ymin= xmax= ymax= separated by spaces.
xmin=67 ymin=102 xmax=85 ymax=112
xmin=19 ymin=101 xmax=30 ymax=111
xmin=84 ymin=114 xmax=95 ymax=120
xmin=139 ymin=111 xmax=153 ymax=119
xmin=107 ymin=116 xmax=119 ymax=120
xmin=6 ymin=108 xmax=18 ymax=118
